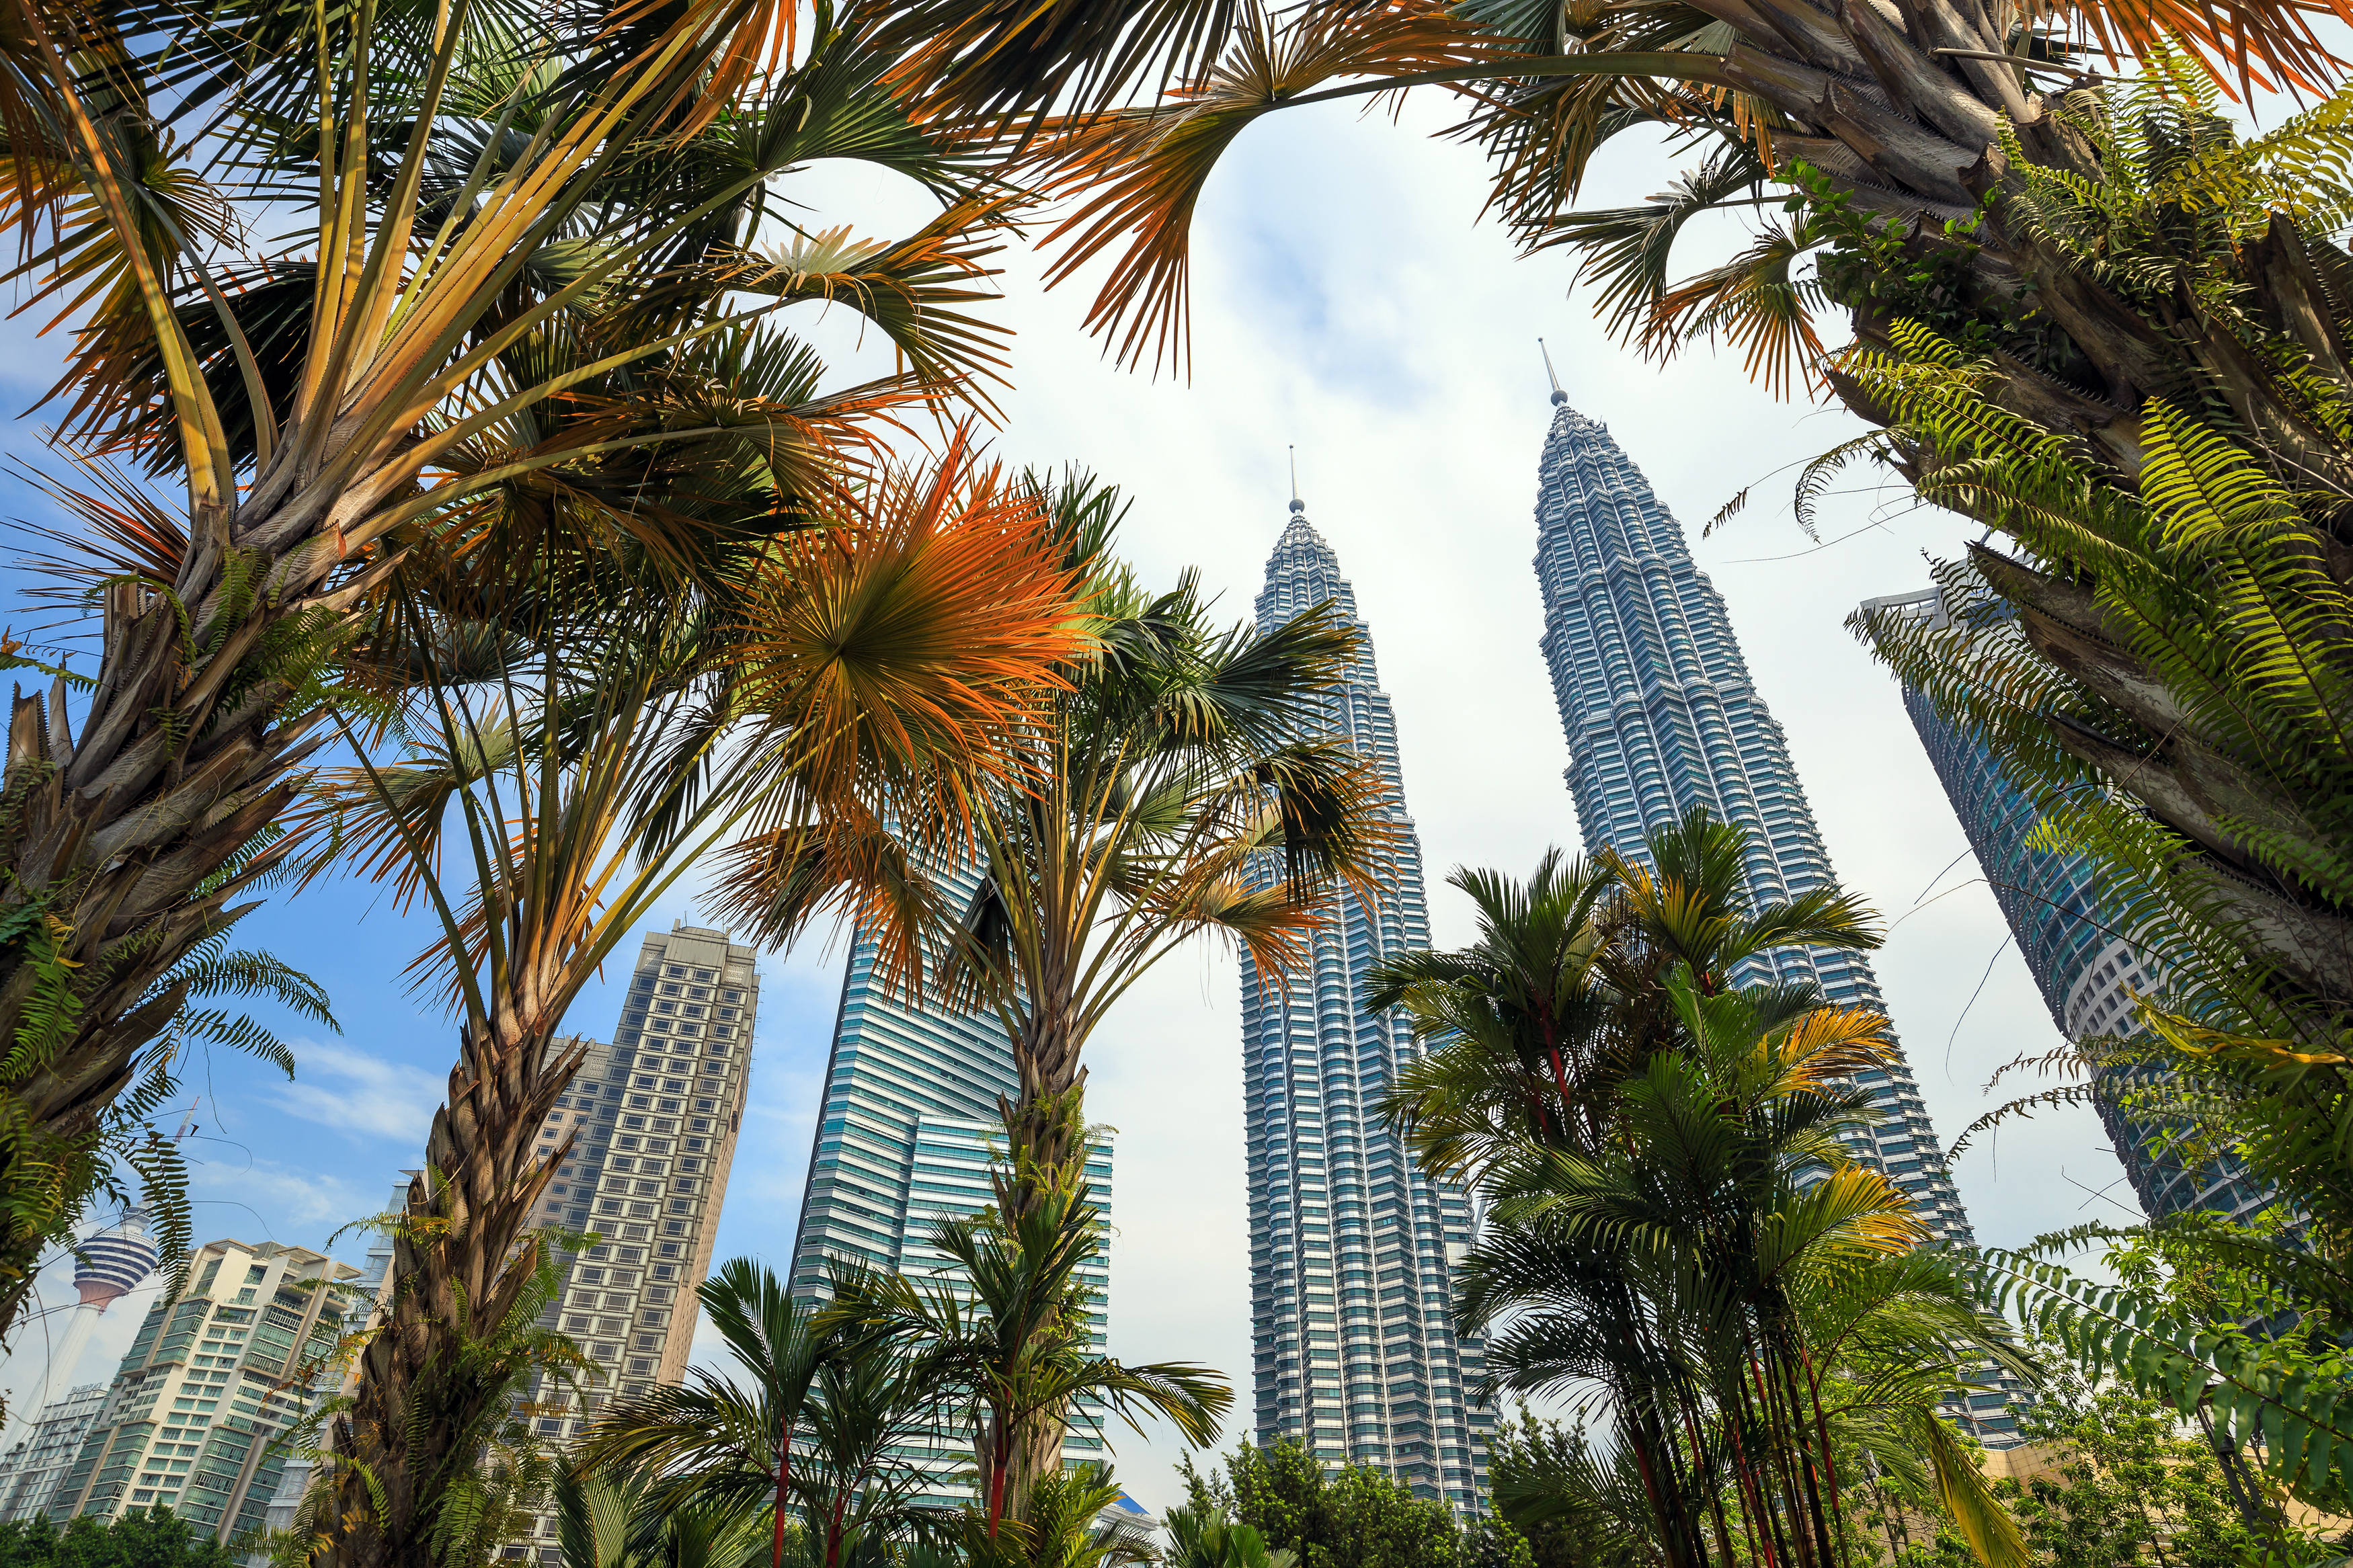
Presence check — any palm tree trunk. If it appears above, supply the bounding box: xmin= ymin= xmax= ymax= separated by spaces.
xmin=322 ymin=1016 xmax=582 ymax=1567
xmin=774 ymin=1432 xmax=792 ymax=1568
xmin=0 ymin=555 xmax=352 ymax=1338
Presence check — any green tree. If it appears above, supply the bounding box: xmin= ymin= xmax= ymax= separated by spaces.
xmin=1486 ymin=1412 xmax=1649 ymax=1568
xmin=1179 ymin=1442 xmax=1461 ymax=1568
xmin=574 ymin=1258 xmax=887 ymax=1568
xmin=1161 ymin=1503 xmax=1298 ymax=1568
xmin=2001 ymin=1372 xmax=2286 ymax=1568
xmin=0 ymin=1510 xmax=239 ymax=1568
xmin=1370 ymin=829 xmax=2024 ymax=1568
xmin=829 ymin=1167 xmax=1228 ymax=1536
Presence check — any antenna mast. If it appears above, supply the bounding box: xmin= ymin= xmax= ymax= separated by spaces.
xmin=1540 ymin=339 xmax=1568 ymax=406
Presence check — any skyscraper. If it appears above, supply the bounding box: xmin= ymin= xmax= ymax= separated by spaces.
xmin=509 ymin=925 xmax=760 ymax=1557
xmin=1239 ymin=489 xmax=1490 ymax=1510
xmin=1526 ymin=373 xmax=2034 ymax=1441
xmin=47 ymin=1238 xmax=358 ymax=1538
xmin=791 ymin=907 xmax=1113 ymax=1508
xmin=0 ymin=1386 xmax=106 ymax=1522
xmin=1860 ymin=585 xmax=2274 ymax=1226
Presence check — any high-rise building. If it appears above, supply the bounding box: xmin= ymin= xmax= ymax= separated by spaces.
xmin=1528 ymin=374 xmax=2018 ymax=1443
xmin=1239 ymin=490 xmax=1490 ymax=1510
xmin=260 ymin=1172 xmax=415 ymax=1545
xmin=0 ymin=1386 xmax=106 ymax=1522
xmin=791 ymin=913 xmax=1113 ymax=1507
xmin=1859 ymin=585 xmax=2274 ymax=1225
xmin=506 ymin=925 xmax=759 ymax=1557
xmin=47 ymin=1239 xmax=359 ymax=1539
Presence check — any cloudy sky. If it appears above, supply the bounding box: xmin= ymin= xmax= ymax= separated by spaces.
xmin=0 ymin=93 xmax=2136 ymax=1510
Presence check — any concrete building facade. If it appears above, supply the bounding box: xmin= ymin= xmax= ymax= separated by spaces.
xmin=507 ymin=925 xmax=760 ymax=1556
xmin=47 ymin=1239 xmax=360 ymax=1540
xmin=0 ymin=1386 xmax=106 ymax=1522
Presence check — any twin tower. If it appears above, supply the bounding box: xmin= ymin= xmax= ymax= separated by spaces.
xmin=787 ymin=382 xmax=2001 ymax=1515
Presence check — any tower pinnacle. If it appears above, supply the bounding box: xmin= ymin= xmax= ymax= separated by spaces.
xmin=1288 ymin=446 xmax=1304 ymax=513
xmin=1540 ymin=338 xmax=1568 ymax=405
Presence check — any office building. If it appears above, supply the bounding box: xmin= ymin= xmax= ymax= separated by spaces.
xmin=507 ymin=926 xmax=760 ymax=1557
xmin=46 ymin=1239 xmax=359 ymax=1539
xmin=1239 ymin=488 xmax=1491 ymax=1509
xmin=1529 ymin=367 xmax=2016 ymax=1442
xmin=1860 ymin=585 xmax=2274 ymax=1225
xmin=0 ymin=1386 xmax=105 ymax=1522
xmin=791 ymin=898 xmax=1114 ymax=1508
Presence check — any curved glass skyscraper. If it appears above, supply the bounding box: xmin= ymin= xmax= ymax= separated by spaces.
xmin=1240 ymin=494 xmax=1490 ymax=1510
xmin=1861 ymin=584 xmax=2274 ymax=1227
xmin=1530 ymin=384 xmax=2016 ymax=1443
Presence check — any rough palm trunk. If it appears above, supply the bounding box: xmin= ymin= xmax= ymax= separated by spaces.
xmin=325 ymin=1012 xmax=584 ymax=1568
xmin=1667 ymin=0 xmax=2353 ymax=1014
xmin=0 ymin=491 xmax=387 ymax=1335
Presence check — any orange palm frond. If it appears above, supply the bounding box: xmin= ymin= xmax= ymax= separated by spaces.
xmin=2038 ymin=0 xmax=2348 ymax=99
xmin=735 ymin=423 xmax=1084 ymax=817
xmin=1032 ymin=0 xmax=1504 ymax=374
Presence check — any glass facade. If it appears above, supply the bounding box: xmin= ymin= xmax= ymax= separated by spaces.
xmin=1240 ymin=497 xmax=1491 ymax=1510
xmin=1529 ymin=391 xmax=2019 ymax=1443
xmin=791 ymin=895 xmax=1112 ymax=1508
xmin=1860 ymin=586 xmax=2274 ymax=1227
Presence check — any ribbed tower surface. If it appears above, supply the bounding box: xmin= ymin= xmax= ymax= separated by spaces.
xmin=1531 ymin=400 xmax=1979 ymax=1248
xmin=1240 ymin=499 xmax=1492 ymax=1512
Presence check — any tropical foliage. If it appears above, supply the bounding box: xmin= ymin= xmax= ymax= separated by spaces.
xmin=1176 ymin=1442 xmax=1472 ymax=1568
xmin=0 ymin=1510 xmax=242 ymax=1568
xmin=0 ymin=0 xmax=1151 ymax=1348
xmin=828 ymin=1166 xmax=1229 ymax=1530
xmin=1373 ymin=819 xmax=2035 ymax=1568
xmin=284 ymin=424 xmax=1078 ymax=1567
xmin=707 ymin=473 xmax=1390 ymax=1223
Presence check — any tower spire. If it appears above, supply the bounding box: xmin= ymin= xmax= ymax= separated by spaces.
xmin=1288 ymin=446 xmax=1304 ymax=514
xmin=1540 ymin=338 xmax=1568 ymax=405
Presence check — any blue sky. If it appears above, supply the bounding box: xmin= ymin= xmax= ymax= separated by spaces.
xmin=0 ymin=94 xmax=2136 ymax=1512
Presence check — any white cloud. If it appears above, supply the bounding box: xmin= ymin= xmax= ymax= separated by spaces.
xmin=264 ymin=1038 xmax=445 ymax=1145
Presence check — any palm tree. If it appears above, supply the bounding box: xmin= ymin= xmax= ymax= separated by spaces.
xmin=1160 ymin=1505 xmax=1298 ymax=1568
xmin=709 ymin=475 xmax=1393 ymax=1225
xmin=575 ymin=1259 xmax=898 ymax=1568
xmin=272 ymin=1232 xmax=592 ymax=1568
xmin=1370 ymin=813 xmax=1882 ymax=1182
xmin=0 ymin=0 xmax=1033 ymax=1344
xmin=830 ymin=1173 xmax=1230 ymax=1534
xmin=1460 ymin=972 xmax=2033 ymax=1568
xmin=957 ymin=1464 xmax=1158 ymax=1568
xmin=305 ymin=441 xmax=1078 ymax=1568
xmin=552 ymin=1467 xmax=775 ymax=1568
